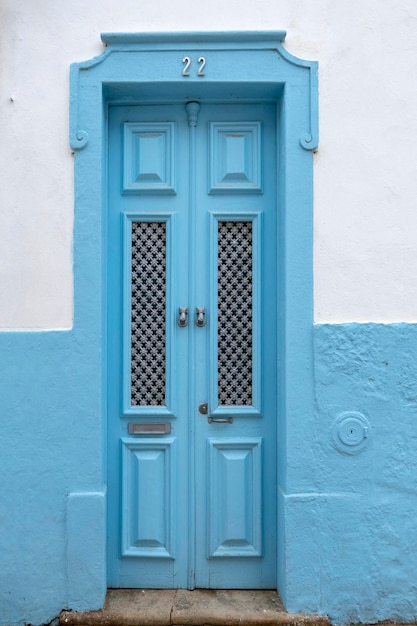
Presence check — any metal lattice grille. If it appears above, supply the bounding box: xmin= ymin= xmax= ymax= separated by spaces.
xmin=131 ymin=221 xmax=166 ymax=406
xmin=217 ymin=221 xmax=253 ymax=405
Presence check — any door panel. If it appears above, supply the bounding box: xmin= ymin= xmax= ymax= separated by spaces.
xmin=121 ymin=438 xmax=175 ymax=558
xmin=207 ymin=438 xmax=262 ymax=558
xmin=107 ymin=102 xmax=277 ymax=589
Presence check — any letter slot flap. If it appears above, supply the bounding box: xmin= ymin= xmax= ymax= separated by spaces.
xmin=128 ymin=422 xmax=171 ymax=435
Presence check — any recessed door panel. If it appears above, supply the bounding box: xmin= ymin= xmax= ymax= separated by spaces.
xmin=123 ymin=122 xmax=176 ymax=194
xmin=107 ymin=102 xmax=277 ymax=589
xmin=121 ymin=438 xmax=175 ymax=558
xmin=207 ymin=438 xmax=262 ymax=558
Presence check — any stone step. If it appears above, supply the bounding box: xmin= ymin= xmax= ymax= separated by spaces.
xmin=60 ymin=589 xmax=330 ymax=626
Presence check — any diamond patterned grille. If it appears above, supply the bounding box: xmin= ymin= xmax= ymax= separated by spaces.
xmin=131 ymin=221 xmax=166 ymax=406
xmin=217 ymin=221 xmax=253 ymax=405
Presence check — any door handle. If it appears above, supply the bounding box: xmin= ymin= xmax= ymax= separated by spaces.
xmin=195 ymin=307 xmax=206 ymax=327
xmin=178 ymin=306 xmax=188 ymax=327
xmin=208 ymin=416 xmax=233 ymax=424
xmin=198 ymin=403 xmax=233 ymax=424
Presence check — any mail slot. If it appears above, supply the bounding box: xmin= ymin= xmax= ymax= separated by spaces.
xmin=128 ymin=422 xmax=171 ymax=435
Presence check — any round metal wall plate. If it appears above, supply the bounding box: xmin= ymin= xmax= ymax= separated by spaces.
xmin=331 ymin=411 xmax=371 ymax=455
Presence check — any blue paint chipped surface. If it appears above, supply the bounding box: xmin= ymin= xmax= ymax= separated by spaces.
xmin=2 ymin=324 xmax=417 ymax=624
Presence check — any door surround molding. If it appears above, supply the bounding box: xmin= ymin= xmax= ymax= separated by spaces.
xmin=70 ymin=31 xmax=318 ymax=605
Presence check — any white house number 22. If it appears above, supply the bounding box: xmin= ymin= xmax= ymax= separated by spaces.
xmin=182 ymin=56 xmax=206 ymax=77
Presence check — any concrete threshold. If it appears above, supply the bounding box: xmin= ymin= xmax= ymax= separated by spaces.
xmin=60 ymin=589 xmax=330 ymax=626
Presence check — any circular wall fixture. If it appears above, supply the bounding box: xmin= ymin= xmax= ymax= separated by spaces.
xmin=331 ymin=411 xmax=371 ymax=455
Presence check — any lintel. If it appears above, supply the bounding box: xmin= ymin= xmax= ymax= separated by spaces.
xmin=101 ymin=31 xmax=287 ymax=48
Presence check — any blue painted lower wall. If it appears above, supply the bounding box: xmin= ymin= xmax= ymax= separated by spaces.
xmin=282 ymin=323 xmax=417 ymax=624
xmin=1 ymin=323 xmax=417 ymax=625
xmin=0 ymin=330 xmax=106 ymax=626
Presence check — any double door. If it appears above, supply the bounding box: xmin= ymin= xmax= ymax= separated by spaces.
xmin=107 ymin=101 xmax=277 ymax=588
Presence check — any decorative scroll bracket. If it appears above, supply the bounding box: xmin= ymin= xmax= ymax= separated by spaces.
xmin=70 ymin=129 xmax=89 ymax=151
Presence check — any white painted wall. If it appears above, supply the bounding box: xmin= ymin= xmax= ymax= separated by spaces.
xmin=1 ymin=0 xmax=416 ymax=327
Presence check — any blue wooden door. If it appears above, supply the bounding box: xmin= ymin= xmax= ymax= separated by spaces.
xmin=107 ymin=102 xmax=277 ymax=589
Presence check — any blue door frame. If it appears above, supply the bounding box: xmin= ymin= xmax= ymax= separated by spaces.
xmin=70 ymin=30 xmax=317 ymax=602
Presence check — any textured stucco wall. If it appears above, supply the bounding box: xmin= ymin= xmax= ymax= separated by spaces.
xmin=0 ymin=332 xmax=105 ymax=625
xmin=310 ymin=324 xmax=417 ymax=623
xmin=278 ymin=323 xmax=417 ymax=623
xmin=0 ymin=0 xmax=417 ymax=326
xmin=1 ymin=2 xmax=417 ymax=626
